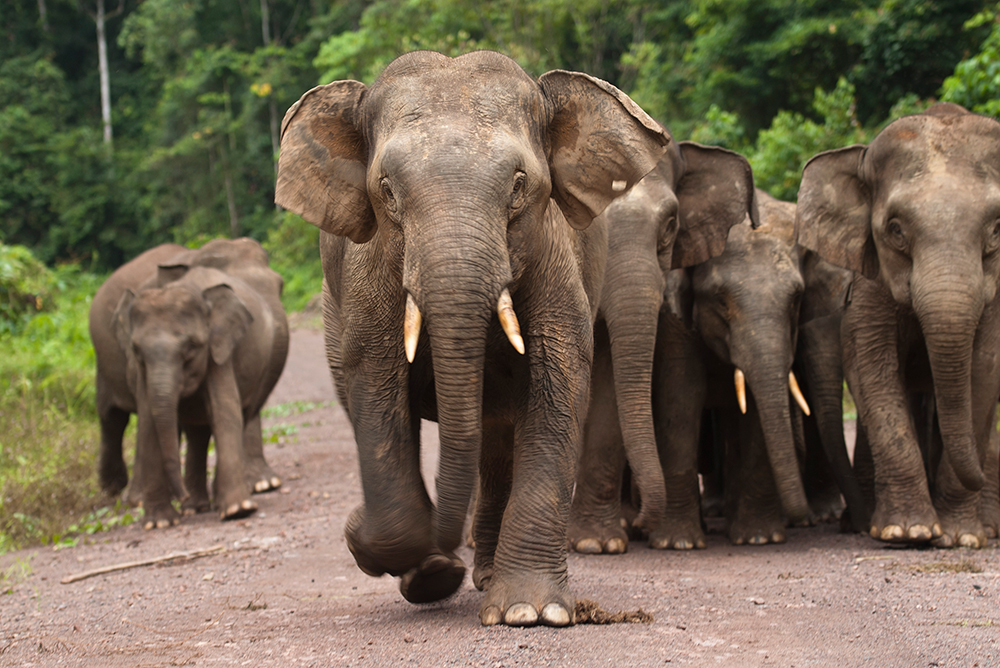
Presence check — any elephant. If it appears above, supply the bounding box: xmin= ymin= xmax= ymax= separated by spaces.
xmin=568 ymin=140 xmax=758 ymax=555
xmin=796 ymin=102 xmax=1000 ymax=548
xmin=89 ymin=239 xmax=288 ymax=528
xmin=654 ymin=190 xmax=815 ymax=547
xmin=274 ymin=50 xmax=668 ymax=627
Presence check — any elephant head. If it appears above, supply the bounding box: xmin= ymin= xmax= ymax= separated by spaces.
xmin=113 ymin=265 xmax=253 ymax=504
xmin=595 ymin=141 xmax=757 ymax=527
xmin=691 ymin=190 xmax=812 ymax=524
xmin=275 ymin=51 xmax=668 ymax=554
xmin=797 ymin=103 xmax=1000 ymax=492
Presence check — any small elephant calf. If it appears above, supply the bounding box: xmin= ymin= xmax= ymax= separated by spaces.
xmin=89 ymin=239 xmax=289 ymax=528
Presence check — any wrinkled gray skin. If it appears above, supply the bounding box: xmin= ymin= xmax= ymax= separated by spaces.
xmin=657 ymin=191 xmax=814 ymax=547
xmin=568 ymin=142 xmax=758 ymax=555
xmin=89 ymin=239 xmax=288 ymax=528
xmin=797 ymin=103 xmax=1000 ymax=547
xmin=274 ymin=51 xmax=668 ymax=627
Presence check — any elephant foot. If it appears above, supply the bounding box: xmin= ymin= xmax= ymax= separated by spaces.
xmin=728 ymin=511 xmax=786 ymax=546
xmin=344 ymin=504 xmax=433 ymax=578
xmin=649 ymin=516 xmax=706 ymax=550
xmin=220 ymin=499 xmax=257 ymax=521
xmin=981 ymin=498 xmax=1000 ymax=540
xmin=931 ymin=512 xmax=987 ymax=549
xmin=99 ymin=462 xmax=129 ymax=498
xmin=182 ymin=494 xmax=212 ymax=516
xmin=701 ymin=493 xmax=724 ymax=519
xmin=869 ymin=498 xmax=940 ymax=544
xmin=143 ymin=503 xmax=180 ymax=531
xmin=568 ymin=512 xmax=628 ymax=555
xmin=399 ymin=553 xmax=466 ymax=603
xmin=479 ymin=570 xmax=574 ymax=628
xmin=808 ymin=490 xmax=845 ymax=524
xmin=247 ymin=461 xmax=282 ymax=493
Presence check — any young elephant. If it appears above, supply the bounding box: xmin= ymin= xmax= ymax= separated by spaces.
xmin=569 ymin=141 xmax=758 ymax=555
xmin=797 ymin=103 xmax=1000 ymax=547
xmin=656 ymin=190 xmax=814 ymax=547
xmin=89 ymin=239 xmax=288 ymax=527
xmin=275 ymin=51 xmax=668 ymax=626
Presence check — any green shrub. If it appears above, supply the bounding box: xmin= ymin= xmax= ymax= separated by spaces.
xmin=0 ymin=242 xmax=57 ymax=333
xmin=263 ymin=210 xmax=322 ymax=312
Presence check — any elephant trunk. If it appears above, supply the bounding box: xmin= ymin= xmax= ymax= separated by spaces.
xmin=739 ymin=333 xmax=811 ymax=524
xmin=410 ymin=211 xmax=509 ymax=554
xmin=601 ymin=253 xmax=666 ymax=532
xmin=147 ymin=364 xmax=189 ymax=502
xmin=912 ymin=257 xmax=986 ymax=491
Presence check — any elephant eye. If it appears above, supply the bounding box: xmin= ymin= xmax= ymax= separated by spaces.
xmin=510 ymin=171 xmax=527 ymax=211
xmin=886 ymin=218 xmax=907 ymax=251
xmin=380 ymin=178 xmax=397 ymax=213
xmin=986 ymin=219 xmax=1000 ymax=255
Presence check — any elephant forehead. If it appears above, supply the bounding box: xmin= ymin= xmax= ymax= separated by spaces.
xmin=132 ymin=286 xmax=207 ymax=322
xmin=867 ymin=114 xmax=1000 ymax=183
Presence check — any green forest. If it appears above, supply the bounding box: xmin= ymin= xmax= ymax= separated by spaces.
xmin=4 ymin=0 xmax=1000 ymax=553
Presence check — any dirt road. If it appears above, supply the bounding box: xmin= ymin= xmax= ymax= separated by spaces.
xmin=1 ymin=328 xmax=997 ymax=666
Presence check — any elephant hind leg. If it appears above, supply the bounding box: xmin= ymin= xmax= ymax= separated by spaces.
xmin=182 ymin=425 xmax=212 ymax=515
xmin=243 ymin=412 xmax=281 ymax=492
xmin=473 ymin=421 xmax=513 ymax=591
xmin=98 ymin=405 xmax=131 ymax=496
xmin=727 ymin=407 xmax=786 ymax=546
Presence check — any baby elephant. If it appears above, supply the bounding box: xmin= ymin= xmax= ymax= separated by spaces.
xmin=89 ymin=239 xmax=289 ymax=528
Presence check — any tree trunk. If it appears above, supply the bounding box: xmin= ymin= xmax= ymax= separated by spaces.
xmin=37 ymin=0 xmax=49 ymax=32
xmin=97 ymin=0 xmax=113 ymax=145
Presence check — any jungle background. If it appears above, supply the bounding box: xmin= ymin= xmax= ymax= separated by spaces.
xmin=3 ymin=0 xmax=1000 ymax=556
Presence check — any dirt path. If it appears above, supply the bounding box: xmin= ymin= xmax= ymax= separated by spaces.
xmin=1 ymin=329 xmax=997 ymax=666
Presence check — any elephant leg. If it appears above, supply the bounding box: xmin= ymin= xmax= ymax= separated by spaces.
xmin=473 ymin=420 xmax=513 ymax=591
xmin=843 ymin=281 xmax=939 ymax=543
xmin=207 ymin=362 xmax=257 ymax=521
xmin=649 ymin=313 xmax=706 ymax=550
xmin=136 ymin=399 xmax=180 ymax=530
xmin=479 ymin=332 xmax=587 ymax=628
xmin=979 ymin=427 xmax=1000 ymax=539
xmin=182 ymin=425 xmax=212 ymax=515
xmin=570 ymin=335 xmax=628 ymax=555
xmin=727 ymin=402 xmax=786 ymax=546
xmin=802 ymin=413 xmax=844 ymax=523
xmin=243 ymin=412 xmax=281 ymax=493
xmin=98 ymin=401 xmax=131 ymax=496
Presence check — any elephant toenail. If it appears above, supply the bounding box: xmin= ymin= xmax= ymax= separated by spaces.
xmin=270 ymin=477 xmax=281 ymax=488
xmin=908 ymin=525 xmax=931 ymax=541
xmin=771 ymin=532 xmax=786 ymax=544
xmin=480 ymin=606 xmax=502 ymax=626
xmin=696 ymin=538 xmax=707 ymax=549
xmin=241 ymin=500 xmax=256 ymax=511
xmin=733 ymin=537 xmax=745 ymax=545
xmin=504 ymin=603 xmax=538 ymax=626
xmin=749 ymin=535 xmax=767 ymax=545
xmin=541 ymin=603 xmax=571 ymax=627
xmin=931 ymin=523 xmax=943 ymax=538
xmin=255 ymin=481 xmax=268 ymax=492
xmin=143 ymin=521 xmax=154 ymax=531
xmin=869 ymin=526 xmax=879 ymax=539
xmin=574 ymin=538 xmax=602 ymax=554
xmin=958 ymin=534 xmax=981 ymax=548
xmin=605 ymin=538 xmax=627 ymax=554
xmin=932 ymin=534 xmax=953 ymax=548
xmin=156 ymin=518 xmax=171 ymax=529
xmin=675 ymin=539 xmax=692 ymax=550
xmin=880 ymin=525 xmax=904 ymax=541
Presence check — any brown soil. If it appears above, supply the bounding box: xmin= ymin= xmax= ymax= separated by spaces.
xmin=1 ymin=328 xmax=998 ymax=667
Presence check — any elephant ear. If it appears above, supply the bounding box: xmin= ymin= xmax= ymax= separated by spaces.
xmin=156 ymin=263 xmax=190 ymax=287
xmin=202 ymin=284 xmax=253 ymax=366
xmin=539 ymin=70 xmax=670 ymax=229
xmin=671 ymin=141 xmax=758 ymax=269
xmin=275 ymin=80 xmax=375 ymax=244
xmin=796 ymin=145 xmax=878 ymax=279
xmin=112 ymin=289 xmax=136 ymax=356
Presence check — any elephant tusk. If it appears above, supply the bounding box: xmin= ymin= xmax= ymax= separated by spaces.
xmin=788 ymin=370 xmax=811 ymax=416
xmin=734 ymin=368 xmax=747 ymax=414
xmin=404 ymin=293 xmax=421 ymax=363
xmin=497 ymin=288 xmax=525 ymax=355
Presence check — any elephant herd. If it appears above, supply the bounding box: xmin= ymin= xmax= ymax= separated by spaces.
xmin=90 ymin=50 xmax=1000 ymax=629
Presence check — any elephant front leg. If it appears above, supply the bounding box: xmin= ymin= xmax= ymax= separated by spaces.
xmin=570 ymin=339 xmax=629 ymax=555
xmin=479 ymin=333 xmax=587 ymax=628
xmin=207 ymin=363 xmax=256 ymax=521
xmin=843 ymin=283 xmax=939 ymax=543
xmin=182 ymin=425 xmax=212 ymax=515
xmin=473 ymin=421 xmax=513 ymax=591
xmin=979 ymin=428 xmax=1000 ymax=540
xmin=243 ymin=412 xmax=282 ymax=493
xmin=726 ymin=405 xmax=786 ymax=546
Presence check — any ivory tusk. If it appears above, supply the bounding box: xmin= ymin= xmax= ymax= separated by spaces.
xmin=734 ymin=368 xmax=747 ymax=415
xmin=404 ymin=293 xmax=421 ymax=363
xmin=788 ymin=370 xmax=811 ymax=416
xmin=497 ymin=288 xmax=525 ymax=355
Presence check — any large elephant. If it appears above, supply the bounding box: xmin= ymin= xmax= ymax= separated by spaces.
xmin=89 ymin=239 xmax=288 ymax=527
xmin=569 ymin=141 xmax=758 ymax=555
xmin=274 ymin=50 xmax=668 ymax=627
xmin=655 ymin=190 xmax=814 ymax=547
xmin=797 ymin=103 xmax=1000 ymax=548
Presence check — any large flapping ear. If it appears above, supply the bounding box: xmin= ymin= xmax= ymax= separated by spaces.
xmin=539 ymin=70 xmax=670 ymax=229
xmin=275 ymin=80 xmax=375 ymax=244
xmin=156 ymin=263 xmax=190 ymax=287
xmin=795 ymin=145 xmax=878 ymax=278
xmin=202 ymin=284 xmax=253 ymax=366
xmin=112 ymin=289 xmax=136 ymax=355
xmin=671 ymin=141 xmax=757 ymax=269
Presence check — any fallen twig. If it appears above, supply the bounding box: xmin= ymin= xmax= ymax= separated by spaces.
xmin=61 ymin=545 xmax=226 ymax=584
